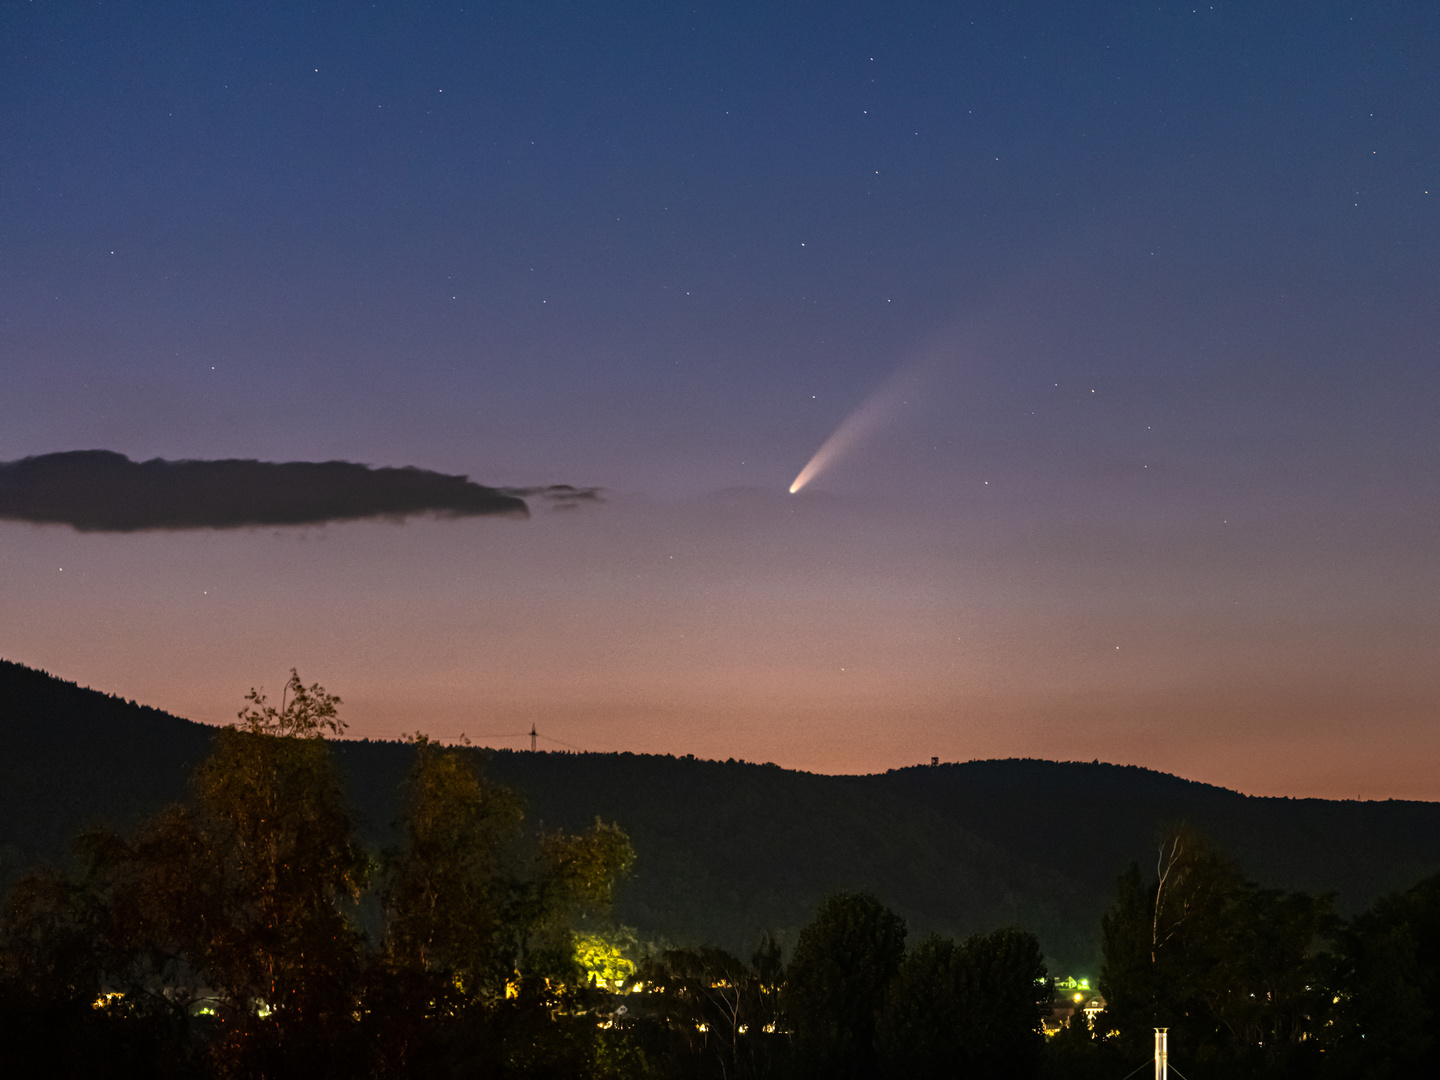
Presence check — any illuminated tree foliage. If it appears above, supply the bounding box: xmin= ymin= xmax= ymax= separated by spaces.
xmin=575 ymin=929 xmax=640 ymax=990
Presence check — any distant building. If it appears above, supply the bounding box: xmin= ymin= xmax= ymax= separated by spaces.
xmin=1043 ymin=976 xmax=1105 ymax=1035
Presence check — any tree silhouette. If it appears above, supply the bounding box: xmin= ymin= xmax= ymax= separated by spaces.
xmin=877 ymin=928 xmax=1049 ymax=1080
xmin=786 ymin=891 xmax=906 ymax=1080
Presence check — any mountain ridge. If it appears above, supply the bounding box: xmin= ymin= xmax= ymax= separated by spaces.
xmin=6 ymin=657 xmax=1440 ymax=972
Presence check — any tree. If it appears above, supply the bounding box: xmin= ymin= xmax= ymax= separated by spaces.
xmin=525 ymin=816 xmax=636 ymax=977
xmin=1100 ymin=825 xmax=1334 ymax=1074
xmin=785 ymin=892 xmax=906 ymax=1080
xmin=187 ymin=671 xmax=370 ymax=1075
xmin=1102 ymin=826 xmax=1243 ymax=1053
xmin=1323 ymin=870 xmax=1440 ymax=1078
xmin=381 ymin=733 xmax=633 ymax=984
xmin=877 ymin=928 xmax=1049 ymax=1080
xmin=0 ymin=670 xmax=371 ymax=1079
xmin=381 ymin=734 xmax=525 ymax=995
xmin=959 ymin=928 xmax=1051 ymax=1076
xmin=371 ymin=733 xmax=636 ymax=1077
xmin=0 ymin=853 xmax=201 ymax=1077
xmin=625 ymin=934 xmax=785 ymax=1080
xmin=875 ymin=935 xmax=966 ymax=1080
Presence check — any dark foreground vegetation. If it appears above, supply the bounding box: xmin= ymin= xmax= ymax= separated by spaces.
xmin=4 ymin=662 xmax=1440 ymax=1078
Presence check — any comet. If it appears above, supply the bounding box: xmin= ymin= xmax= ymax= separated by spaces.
xmin=789 ymin=362 xmax=928 ymax=494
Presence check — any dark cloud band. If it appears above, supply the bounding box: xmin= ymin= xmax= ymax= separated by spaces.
xmin=0 ymin=450 xmax=536 ymax=531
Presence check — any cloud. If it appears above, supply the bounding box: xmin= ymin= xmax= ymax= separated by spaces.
xmin=0 ymin=450 xmax=535 ymax=531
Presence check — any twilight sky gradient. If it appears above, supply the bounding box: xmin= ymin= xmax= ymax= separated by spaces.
xmin=2 ymin=2 xmax=1438 ymax=798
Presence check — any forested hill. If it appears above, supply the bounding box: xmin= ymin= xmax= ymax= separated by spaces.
xmin=0 ymin=660 xmax=213 ymax=875
xmin=6 ymin=658 xmax=1440 ymax=972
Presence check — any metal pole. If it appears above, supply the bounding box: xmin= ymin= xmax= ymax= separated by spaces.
xmin=530 ymin=723 xmax=537 ymax=753
xmin=1154 ymin=1028 xmax=1168 ymax=1080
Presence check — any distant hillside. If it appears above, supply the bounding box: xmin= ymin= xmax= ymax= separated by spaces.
xmin=6 ymin=658 xmax=1440 ymax=973
xmin=0 ymin=660 xmax=212 ymax=887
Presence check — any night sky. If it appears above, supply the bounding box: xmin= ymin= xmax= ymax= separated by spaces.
xmin=3 ymin=2 xmax=1438 ymax=798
